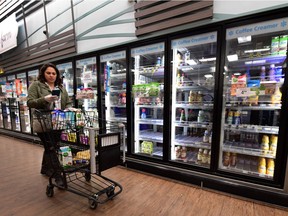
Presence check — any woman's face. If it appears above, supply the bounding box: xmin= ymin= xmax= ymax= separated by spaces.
xmin=44 ymin=66 xmax=57 ymax=85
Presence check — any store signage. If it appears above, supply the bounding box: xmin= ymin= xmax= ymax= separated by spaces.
xmin=0 ymin=13 xmax=18 ymax=54
xmin=76 ymin=57 xmax=96 ymax=67
xmin=100 ymin=51 xmax=126 ymax=62
xmin=171 ymin=32 xmax=217 ymax=49
xmin=57 ymin=62 xmax=73 ymax=70
xmin=227 ymin=17 xmax=288 ymax=39
xmin=131 ymin=42 xmax=164 ymax=57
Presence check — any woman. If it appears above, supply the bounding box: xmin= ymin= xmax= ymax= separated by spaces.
xmin=27 ymin=63 xmax=72 ymax=187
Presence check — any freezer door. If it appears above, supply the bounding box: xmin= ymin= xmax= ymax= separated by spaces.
xmin=131 ymin=42 xmax=165 ymax=158
xmin=170 ymin=32 xmax=218 ymax=168
xmin=219 ymin=17 xmax=288 ymax=181
xmin=100 ymin=50 xmax=127 ymax=152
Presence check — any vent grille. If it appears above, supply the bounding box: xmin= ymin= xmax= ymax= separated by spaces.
xmin=134 ymin=0 xmax=213 ymax=36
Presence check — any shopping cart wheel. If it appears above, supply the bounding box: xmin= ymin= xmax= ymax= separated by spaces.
xmin=88 ymin=194 xmax=98 ymax=209
xmin=85 ymin=171 xmax=91 ymax=182
xmin=106 ymin=185 xmax=115 ymax=198
xmin=46 ymin=185 xmax=54 ymax=197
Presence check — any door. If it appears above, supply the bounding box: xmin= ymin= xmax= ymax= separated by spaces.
xmin=131 ymin=42 xmax=165 ymax=158
xmin=170 ymin=32 xmax=218 ymax=167
xmin=219 ymin=17 xmax=288 ymax=182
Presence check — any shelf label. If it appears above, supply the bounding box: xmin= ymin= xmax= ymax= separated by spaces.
xmin=227 ymin=17 xmax=288 ymax=39
xmin=100 ymin=51 xmax=126 ymax=62
xmin=171 ymin=32 xmax=217 ymax=49
xmin=131 ymin=42 xmax=164 ymax=57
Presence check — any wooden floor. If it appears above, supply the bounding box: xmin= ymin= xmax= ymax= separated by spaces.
xmin=0 ymin=135 xmax=288 ymax=216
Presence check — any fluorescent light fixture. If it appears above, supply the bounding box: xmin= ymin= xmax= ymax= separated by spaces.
xmin=181 ymin=67 xmax=193 ymax=71
xmin=227 ymin=54 xmax=238 ymax=62
xmin=186 ymin=59 xmax=198 ymax=65
xmin=237 ymin=36 xmax=251 ymax=43
xmin=244 ymin=48 xmax=270 ymax=53
xmin=199 ymin=57 xmax=216 ymax=62
xmin=204 ymin=74 xmax=213 ymax=78
xmin=245 ymin=60 xmax=266 ymax=65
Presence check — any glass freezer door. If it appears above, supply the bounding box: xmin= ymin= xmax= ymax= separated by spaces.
xmin=131 ymin=42 xmax=165 ymax=158
xmin=16 ymin=72 xmax=31 ymax=133
xmin=100 ymin=51 xmax=127 ymax=151
xmin=28 ymin=70 xmax=39 ymax=135
xmin=170 ymin=32 xmax=217 ymax=167
xmin=7 ymin=75 xmax=20 ymax=131
xmin=220 ymin=17 xmax=288 ymax=180
xmin=0 ymin=77 xmax=6 ymax=128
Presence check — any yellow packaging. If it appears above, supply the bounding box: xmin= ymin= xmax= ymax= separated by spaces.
xmin=266 ymin=159 xmax=275 ymax=177
xmin=258 ymin=157 xmax=266 ymax=174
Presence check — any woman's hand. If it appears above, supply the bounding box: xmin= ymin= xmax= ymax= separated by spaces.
xmin=44 ymin=94 xmax=59 ymax=103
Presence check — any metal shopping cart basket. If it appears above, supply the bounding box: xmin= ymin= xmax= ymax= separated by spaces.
xmin=34 ymin=109 xmax=124 ymax=209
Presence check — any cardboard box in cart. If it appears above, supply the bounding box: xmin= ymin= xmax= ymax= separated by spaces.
xmin=59 ymin=146 xmax=73 ymax=167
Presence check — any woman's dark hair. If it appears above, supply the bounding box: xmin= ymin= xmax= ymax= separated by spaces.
xmin=37 ymin=63 xmax=62 ymax=87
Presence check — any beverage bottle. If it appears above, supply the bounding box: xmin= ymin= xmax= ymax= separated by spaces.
xmin=269 ymin=135 xmax=278 ymax=156
xmin=156 ymin=57 xmax=161 ymax=66
xmin=207 ymin=150 xmax=211 ymax=165
xmin=181 ymin=147 xmax=187 ymax=160
xmin=261 ymin=135 xmax=269 ymax=155
xmin=181 ymin=73 xmax=185 ymax=86
xmin=223 ymin=152 xmax=230 ymax=167
xmin=176 ymin=72 xmax=181 ymax=86
xmin=209 ymin=132 xmax=212 ymax=144
xmin=197 ymin=148 xmax=203 ymax=163
xmin=141 ymin=108 xmax=146 ymax=119
xmin=260 ymin=66 xmax=266 ymax=81
xmin=234 ymin=111 xmax=241 ymax=125
xmin=175 ymin=146 xmax=181 ymax=159
xmin=269 ymin=64 xmax=276 ymax=81
xmin=230 ymin=153 xmax=237 ymax=167
xmin=180 ymin=109 xmax=186 ymax=122
xmin=227 ymin=111 xmax=233 ymax=124
xmin=266 ymin=158 xmax=275 ymax=177
xmin=188 ymin=90 xmax=194 ymax=104
xmin=258 ymin=157 xmax=267 ymax=175
xmin=197 ymin=110 xmax=204 ymax=122
xmin=203 ymin=130 xmax=209 ymax=143
xmin=202 ymin=149 xmax=209 ymax=164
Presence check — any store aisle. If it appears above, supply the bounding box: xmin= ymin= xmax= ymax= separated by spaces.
xmin=0 ymin=135 xmax=287 ymax=216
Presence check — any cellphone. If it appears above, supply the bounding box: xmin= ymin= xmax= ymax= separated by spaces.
xmin=52 ymin=89 xmax=60 ymax=96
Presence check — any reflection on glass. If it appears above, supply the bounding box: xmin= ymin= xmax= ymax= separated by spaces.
xmin=219 ymin=18 xmax=286 ymax=180
xmin=57 ymin=62 xmax=74 ymax=104
xmin=170 ymin=32 xmax=217 ymax=168
xmin=76 ymin=57 xmax=97 ymax=111
xmin=131 ymin=42 xmax=165 ymax=158
xmin=28 ymin=70 xmax=38 ymax=86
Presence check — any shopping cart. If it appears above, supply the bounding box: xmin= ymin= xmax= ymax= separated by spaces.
xmin=34 ymin=109 xmax=124 ymax=209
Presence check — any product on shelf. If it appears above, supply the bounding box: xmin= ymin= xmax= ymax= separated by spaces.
xmin=258 ymin=157 xmax=266 ymax=175
xmin=223 ymin=152 xmax=230 ymax=167
xmin=269 ymin=135 xmax=278 ymax=156
xmin=260 ymin=135 xmax=270 ymax=155
xmin=266 ymin=158 xmax=275 ymax=177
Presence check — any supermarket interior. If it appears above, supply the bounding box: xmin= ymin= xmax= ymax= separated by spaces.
xmin=1 ymin=0 xmax=288 ymax=212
